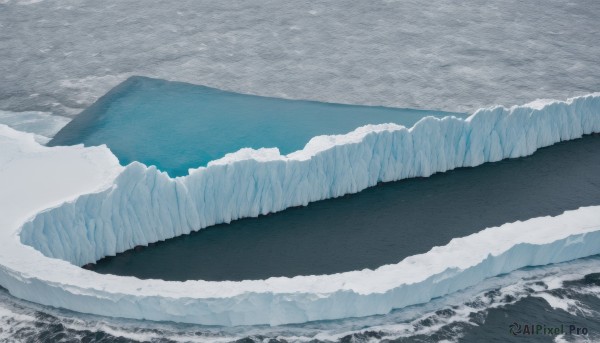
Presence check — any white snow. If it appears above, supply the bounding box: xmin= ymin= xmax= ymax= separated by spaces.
xmin=1 ymin=93 xmax=600 ymax=326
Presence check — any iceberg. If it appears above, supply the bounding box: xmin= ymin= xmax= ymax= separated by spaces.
xmin=0 ymin=93 xmax=599 ymax=326
xmin=21 ymin=93 xmax=600 ymax=266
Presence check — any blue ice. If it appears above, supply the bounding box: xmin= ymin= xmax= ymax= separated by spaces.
xmin=49 ymin=76 xmax=465 ymax=176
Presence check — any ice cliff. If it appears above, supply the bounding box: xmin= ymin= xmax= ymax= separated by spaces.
xmin=0 ymin=93 xmax=599 ymax=326
xmin=20 ymin=93 xmax=600 ymax=266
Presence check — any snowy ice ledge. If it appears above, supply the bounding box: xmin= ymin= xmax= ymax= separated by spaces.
xmin=20 ymin=93 xmax=600 ymax=266
xmin=0 ymin=93 xmax=598 ymax=326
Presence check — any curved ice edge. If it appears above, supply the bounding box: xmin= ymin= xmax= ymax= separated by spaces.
xmin=0 ymin=92 xmax=597 ymax=326
xmin=4 ymin=208 xmax=600 ymax=326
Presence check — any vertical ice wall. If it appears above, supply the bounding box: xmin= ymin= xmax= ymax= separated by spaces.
xmin=20 ymin=94 xmax=600 ymax=266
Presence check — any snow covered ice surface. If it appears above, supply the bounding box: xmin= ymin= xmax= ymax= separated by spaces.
xmin=0 ymin=93 xmax=599 ymax=326
xmin=1 ymin=0 xmax=600 ymax=117
xmin=2 ymin=256 xmax=600 ymax=343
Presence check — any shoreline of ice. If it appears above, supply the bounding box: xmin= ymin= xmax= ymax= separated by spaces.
xmin=1 ymin=93 xmax=600 ymax=326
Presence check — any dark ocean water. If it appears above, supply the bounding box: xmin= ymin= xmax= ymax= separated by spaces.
xmin=90 ymin=133 xmax=600 ymax=281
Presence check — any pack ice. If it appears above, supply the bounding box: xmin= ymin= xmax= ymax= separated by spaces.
xmin=1 ymin=93 xmax=600 ymax=326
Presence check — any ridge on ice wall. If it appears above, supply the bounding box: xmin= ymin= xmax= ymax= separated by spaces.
xmin=20 ymin=93 xmax=600 ymax=266
xmin=0 ymin=93 xmax=599 ymax=326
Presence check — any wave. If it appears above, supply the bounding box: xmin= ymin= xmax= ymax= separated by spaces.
xmin=0 ymin=93 xmax=599 ymax=326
